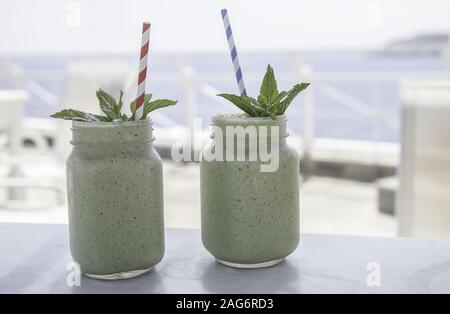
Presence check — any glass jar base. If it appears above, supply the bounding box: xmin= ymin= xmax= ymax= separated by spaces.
xmin=84 ymin=267 xmax=153 ymax=280
xmin=217 ymin=258 xmax=284 ymax=269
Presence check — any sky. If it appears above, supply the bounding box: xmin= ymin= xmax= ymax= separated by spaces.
xmin=0 ymin=0 xmax=449 ymax=55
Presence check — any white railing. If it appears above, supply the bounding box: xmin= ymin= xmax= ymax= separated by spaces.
xmin=170 ymin=59 xmax=444 ymax=164
xmin=0 ymin=54 xmax=446 ymax=165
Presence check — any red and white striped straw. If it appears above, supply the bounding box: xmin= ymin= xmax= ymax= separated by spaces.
xmin=135 ymin=22 xmax=151 ymax=120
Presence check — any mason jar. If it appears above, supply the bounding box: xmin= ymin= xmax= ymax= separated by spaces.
xmin=200 ymin=114 xmax=300 ymax=268
xmin=67 ymin=120 xmax=164 ymax=279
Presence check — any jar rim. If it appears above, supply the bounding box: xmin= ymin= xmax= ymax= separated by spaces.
xmin=72 ymin=119 xmax=152 ymax=129
xmin=211 ymin=113 xmax=287 ymax=126
xmin=70 ymin=118 xmax=155 ymax=145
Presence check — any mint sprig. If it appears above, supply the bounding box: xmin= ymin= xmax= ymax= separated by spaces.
xmin=129 ymin=94 xmax=177 ymax=120
xmin=50 ymin=109 xmax=110 ymax=122
xmin=218 ymin=64 xmax=310 ymax=119
xmin=51 ymin=89 xmax=177 ymax=122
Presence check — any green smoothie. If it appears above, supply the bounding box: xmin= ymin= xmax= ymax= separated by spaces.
xmin=200 ymin=114 xmax=300 ymax=268
xmin=67 ymin=120 xmax=164 ymax=279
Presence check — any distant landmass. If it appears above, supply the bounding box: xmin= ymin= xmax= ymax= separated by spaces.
xmin=381 ymin=33 xmax=449 ymax=55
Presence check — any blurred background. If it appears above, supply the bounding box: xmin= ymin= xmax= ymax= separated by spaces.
xmin=0 ymin=0 xmax=449 ymax=239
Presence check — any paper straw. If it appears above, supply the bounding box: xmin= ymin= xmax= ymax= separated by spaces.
xmin=221 ymin=9 xmax=247 ymax=96
xmin=135 ymin=22 xmax=151 ymax=120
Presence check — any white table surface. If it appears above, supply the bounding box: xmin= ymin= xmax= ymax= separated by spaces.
xmin=1 ymin=223 xmax=449 ymax=294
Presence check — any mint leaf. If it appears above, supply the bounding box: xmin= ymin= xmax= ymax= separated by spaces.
xmin=50 ymin=109 xmax=111 ymax=122
xmin=130 ymin=94 xmax=152 ymax=120
xmin=267 ymin=90 xmax=288 ymax=113
xmin=96 ymin=89 xmax=119 ymax=119
xmin=129 ymin=94 xmax=176 ymax=120
xmin=52 ymin=90 xmax=176 ymax=122
xmin=259 ymin=64 xmax=278 ymax=105
xmin=244 ymin=96 xmax=266 ymax=116
xmin=217 ymin=94 xmax=257 ymax=116
xmin=271 ymin=91 xmax=288 ymax=105
xmin=279 ymin=83 xmax=310 ymax=114
xmin=257 ymin=94 xmax=267 ymax=108
xmin=143 ymin=99 xmax=177 ymax=119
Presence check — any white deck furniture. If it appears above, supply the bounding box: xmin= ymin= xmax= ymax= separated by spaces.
xmin=398 ymin=80 xmax=450 ymax=239
xmin=0 ymin=90 xmax=29 ymax=200
xmin=0 ymin=90 xmax=65 ymax=205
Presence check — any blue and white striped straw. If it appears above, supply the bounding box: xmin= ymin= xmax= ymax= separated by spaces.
xmin=221 ymin=9 xmax=247 ymax=96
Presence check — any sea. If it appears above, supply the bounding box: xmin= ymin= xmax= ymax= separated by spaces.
xmin=0 ymin=51 xmax=447 ymax=143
